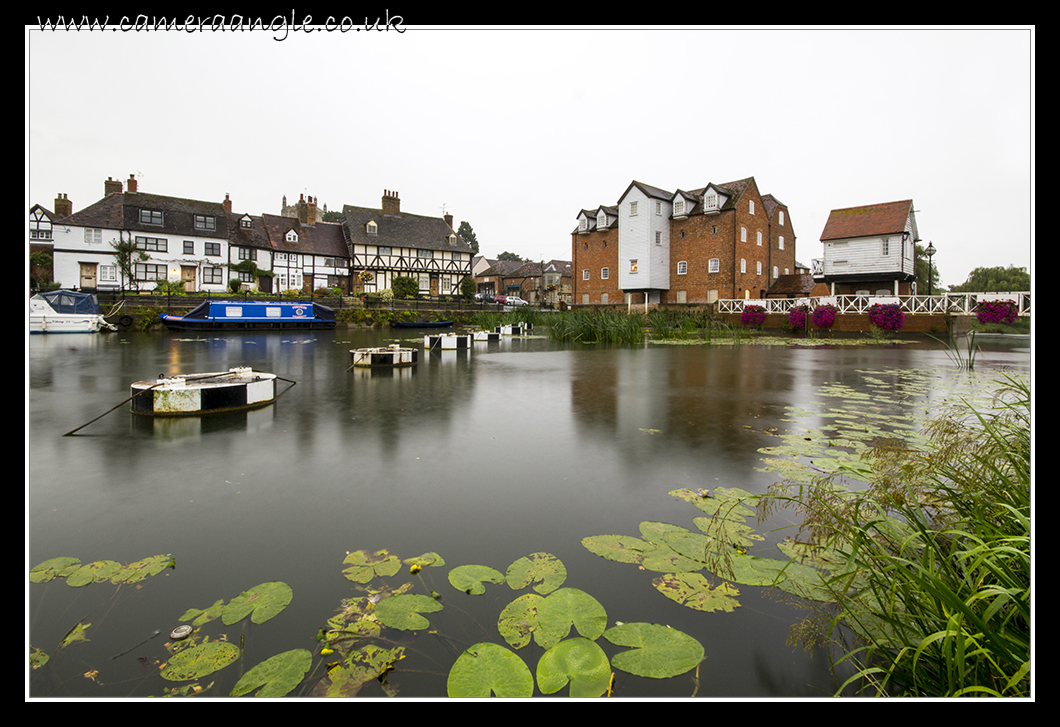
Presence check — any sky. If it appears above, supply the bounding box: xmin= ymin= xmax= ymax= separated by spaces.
xmin=26 ymin=24 xmax=1034 ymax=290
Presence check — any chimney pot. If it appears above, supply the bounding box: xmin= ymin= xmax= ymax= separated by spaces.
xmin=127 ymin=174 xmax=137 ymax=193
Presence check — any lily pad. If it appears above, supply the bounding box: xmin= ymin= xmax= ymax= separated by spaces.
xmin=506 ymin=552 xmax=567 ymax=595
xmin=447 ymin=642 xmax=534 ymax=698
xmin=603 ymin=622 xmax=704 ymax=679
xmin=30 ymin=557 xmax=81 ymax=583
xmin=230 ymin=649 xmax=312 ymax=697
xmin=652 ymin=572 xmax=740 ymax=612
xmin=497 ymin=593 xmax=544 ymax=649
xmin=448 ymin=564 xmax=506 ymax=595
xmin=180 ymin=599 xmax=225 ymax=627
xmin=373 ymin=593 xmax=443 ymax=631
xmin=221 ymin=581 xmax=293 ymax=625
xmin=534 ymin=588 xmax=607 ymax=651
xmin=316 ymin=645 xmax=406 ymax=697
xmin=110 ymin=554 xmax=174 ymax=584
xmin=342 ymin=549 xmax=402 ymax=584
xmin=161 ymin=641 xmax=239 ymax=681
xmin=66 ymin=560 xmax=122 ymax=587
xmin=581 ymin=534 xmax=702 ymax=573
xmin=403 ymin=552 xmax=445 ymax=568
xmin=535 ymin=637 xmax=612 ymax=697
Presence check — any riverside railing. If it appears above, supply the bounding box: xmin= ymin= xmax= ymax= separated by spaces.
xmin=716 ymin=292 xmax=1030 ymax=316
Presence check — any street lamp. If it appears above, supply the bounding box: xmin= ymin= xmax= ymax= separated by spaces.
xmin=925 ymin=241 xmax=936 ymax=296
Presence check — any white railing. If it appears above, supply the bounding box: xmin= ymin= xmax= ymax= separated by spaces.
xmin=717 ymin=292 xmax=1030 ymax=316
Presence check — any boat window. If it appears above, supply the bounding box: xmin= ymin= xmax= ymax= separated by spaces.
xmin=266 ymin=307 xmax=282 ymax=318
xmin=225 ymin=306 xmax=242 ymax=317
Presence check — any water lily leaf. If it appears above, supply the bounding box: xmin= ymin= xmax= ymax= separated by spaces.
xmin=581 ymin=534 xmax=654 ymax=564
xmin=374 ymin=593 xmax=443 ymax=631
xmin=230 ymin=649 xmax=312 ymax=697
xmin=652 ymin=572 xmax=740 ymax=612
xmin=111 ymin=554 xmax=174 ymax=584
xmin=498 ymin=593 xmax=544 ymax=649
xmin=221 ymin=581 xmax=293 ymax=625
xmin=66 ymin=560 xmax=122 ymax=587
xmin=692 ymin=516 xmax=765 ymax=549
xmin=403 ymin=552 xmax=445 ymax=568
xmin=659 ymin=530 xmax=716 ymax=566
xmin=342 ymin=549 xmax=402 ymax=584
xmin=506 ymin=552 xmax=567 ymax=594
xmin=180 ymin=599 xmax=225 ymax=627
xmin=30 ymin=646 xmax=49 ymax=670
xmin=60 ymin=621 xmax=91 ymax=648
xmin=317 ymin=645 xmax=406 ymax=697
xmin=447 ymin=642 xmax=534 ymax=698
xmin=534 ymin=588 xmax=607 ymax=650
xmin=161 ymin=641 xmax=239 ymax=681
xmin=30 ymin=557 xmax=81 ymax=583
xmin=603 ymin=622 xmax=704 ymax=679
xmin=448 ymin=564 xmax=505 ymax=595
xmin=535 ymin=637 xmax=611 ymax=697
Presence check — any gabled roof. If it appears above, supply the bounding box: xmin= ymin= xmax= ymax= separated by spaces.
xmin=478 ymin=259 xmax=525 ymax=277
xmin=58 ymin=191 xmax=232 ymax=237
xmin=262 ymin=215 xmax=348 ymax=258
xmin=820 ymin=200 xmax=914 ymax=241
xmin=618 ymin=180 xmax=672 ymax=204
xmin=341 ymin=204 xmax=472 ymax=255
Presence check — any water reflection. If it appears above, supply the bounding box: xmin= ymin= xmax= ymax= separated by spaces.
xmin=27 ymin=329 xmax=1030 ymax=698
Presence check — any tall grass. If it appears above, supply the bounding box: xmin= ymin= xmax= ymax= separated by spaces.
xmin=547 ymin=309 xmax=646 ymax=344
xmin=765 ymin=375 xmax=1031 ymax=697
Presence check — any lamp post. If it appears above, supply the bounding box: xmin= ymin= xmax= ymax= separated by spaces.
xmin=925 ymin=241 xmax=936 ymax=296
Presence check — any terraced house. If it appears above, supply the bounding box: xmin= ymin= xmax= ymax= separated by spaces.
xmin=573 ymin=177 xmax=795 ymax=306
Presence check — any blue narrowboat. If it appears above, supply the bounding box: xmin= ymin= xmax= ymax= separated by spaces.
xmin=159 ymin=300 xmax=336 ymax=331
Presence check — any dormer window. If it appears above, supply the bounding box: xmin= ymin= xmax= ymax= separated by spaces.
xmin=448 ymin=233 xmax=457 ymax=245
xmin=674 ymin=199 xmax=686 ymax=217
xmin=194 ymin=214 xmax=216 ymax=231
xmin=286 ymin=229 xmax=298 ymax=243
xmin=578 ymin=217 xmax=588 ymax=232
xmin=366 ymin=221 xmax=378 ymax=235
xmin=597 ymin=212 xmax=606 ymax=228
xmin=139 ymin=209 xmax=163 ymax=225
xmin=240 ymin=216 xmax=252 ymax=229
xmin=703 ymin=194 xmax=719 ymax=211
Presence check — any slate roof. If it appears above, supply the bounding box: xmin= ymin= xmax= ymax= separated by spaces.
xmin=820 ymin=200 xmax=913 ymax=241
xmin=341 ymin=204 xmax=472 ymax=256
xmin=58 ymin=191 xmax=233 ymax=238
xmin=766 ymin=274 xmax=818 ymax=297
xmin=261 ymin=214 xmax=348 ymax=258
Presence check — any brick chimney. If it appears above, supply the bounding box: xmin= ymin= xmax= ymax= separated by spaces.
xmin=444 ymin=212 xmax=453 ymax=229
xmin=54 ymin=193 xmax=72 ymax=218
xmin=104 ymin=177 xmax=122 ymax=196
xmin=223 ymin=193 xmax=232 ymax=212
xmin=382 ymin=189 xmax=400 ymax=216
xmin=127 ymin=174 xmax=138 ymax=193
xmin=306 ymin=195 xmax=317 ymax=226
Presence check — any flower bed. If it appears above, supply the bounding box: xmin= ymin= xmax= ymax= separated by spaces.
xmin=976 ymin=299 xmax=1018 ymax=326
xmin=868 ymin=302 xmax=905 ymax=331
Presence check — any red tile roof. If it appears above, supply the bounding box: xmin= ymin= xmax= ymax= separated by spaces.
xmin=820 ymin=200 xmax=912 ymax=241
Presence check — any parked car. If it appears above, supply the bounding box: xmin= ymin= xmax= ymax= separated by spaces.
xmin=504 ymin=296 xmax=529 ymax=306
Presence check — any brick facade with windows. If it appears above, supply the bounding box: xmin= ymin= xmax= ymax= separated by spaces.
xmin=573 ymin=177 xmax=796 ymax=305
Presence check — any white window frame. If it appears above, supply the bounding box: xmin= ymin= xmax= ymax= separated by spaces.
xmin=367 ymin=221 xmax=378 ymax=235
xmin=778 ymin=210 xmax=785 ymax=226
xmin=583 ymin=269 xmax=590 ymax=280
xmin=757 ymin=231 xmax=762 ymax=246
xmin=741 ymin=258 xmax=747 ymax=274
xmin=708 ymin=258 xmax=720 ymax=274
xmin=741 ymin=227 xmax=747 ymax=242
xmin=629 ymin=259 xmax=638 ymax=274
xmin=601 ymin=267 xmax=609 ymax=280
xmin=779 ymin=235 xmax=784 ymax=250
xmin=749 ymin=200 xmax=755 ymax=215
xmin=674 ymin=199 xmax=685 ymax=216
xmin=84 ymin=228 xmax=102 ymax=245
xmin=630 ymin=201 xmax=638 ymax=216
xmin=756 ymin=261 xmax=762 ymax=275
xmin=677 ymin=261 xmax=687 ymax=275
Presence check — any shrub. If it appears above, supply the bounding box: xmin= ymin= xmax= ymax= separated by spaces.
xmin=868 ymin=302 xmax=905 ymax=331
xmin=812 ymin=304 xmax=838 ymax=328
xmin=741 ymin=305 xmax=766 ymax=327
xmin=976 ymin=299 xmax=1018 ymax=326
xmin=788 ymin=304 xmax=810 ymax=331
xmin=392 ymin=276 xmax=419 ymax=299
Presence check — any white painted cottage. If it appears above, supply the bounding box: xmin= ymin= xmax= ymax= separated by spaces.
xmin=814 ymin=199 xmax=920 ymax=296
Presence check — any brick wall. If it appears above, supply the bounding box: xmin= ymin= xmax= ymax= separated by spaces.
xmin=572 ymin=228 xmax=621 ymax=304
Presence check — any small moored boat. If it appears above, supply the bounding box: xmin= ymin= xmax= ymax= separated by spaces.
xmin=350 ymin=345 xmax=419 ymax=367
xmin=30 ymin=290 xmax=117 ymax=333
xmin=159 ymin=300 xmax=335 ymax=331
xmin=130 ymin=368 xmax=279 ymax=416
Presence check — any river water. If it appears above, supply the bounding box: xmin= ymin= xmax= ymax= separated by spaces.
xmin=27 ymin=326 xmax=1031 ymax=698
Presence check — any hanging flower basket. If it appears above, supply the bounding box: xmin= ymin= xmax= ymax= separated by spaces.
xmin=787 ymin=304 xmax=810 ymax=331
xmin=868 ymin=302 xmax=905 ymax=331
xmin=741 ymin=305 xmax=766 ymax=327
xmin=812 ymin=304 xmax=838 ymax=329
xmin=975 ymin=299 xmax=1018 ymax=326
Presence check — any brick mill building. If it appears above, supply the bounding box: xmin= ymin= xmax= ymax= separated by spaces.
xmin=572 ymin=177 xmax=795 ymax=306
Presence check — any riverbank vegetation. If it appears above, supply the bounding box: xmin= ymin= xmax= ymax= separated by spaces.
xmin=763 ymin=374 xmax=1031 ymax=696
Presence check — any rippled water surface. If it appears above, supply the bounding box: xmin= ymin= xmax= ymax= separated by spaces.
xmin=27 ymin=327 xmax=1030 ymax=698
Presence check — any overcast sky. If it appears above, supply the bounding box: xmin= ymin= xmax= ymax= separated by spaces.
xmin=26 ymin=25 xmax=1034 ymax=289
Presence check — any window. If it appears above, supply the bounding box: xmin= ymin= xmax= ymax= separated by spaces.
xmin=677 ymin=261 xmax=687 ymax=275
xmin=629 ymin=260 xmax=638 ymax=274
xmin=778 ymin=210 xmax=785 ymax=226
xmin=139 ymin=209 xmax=163 ymax=225
xmin=674 ymin=199 xmax=685 ymax=216
xmin=601 ymin=267 xmax=609 ymax=280
xmin=194 ymin=215 xmax=215 ymax=231
xmin=630 ymin=201 xmax=638 ymax=216
xmin=773 ymin=266 xmax=779 ymax=279
xmin=417 ymin=248 xmax=433 ymax=258
xmin=655 ymin=231 xmax=661 ymax=245
xmin=582 ymin=293 xmax=589 ymax=304
xmin=709 ymin=258 xmax=720 ymax=273
xmin=134 ymin=263 xmax=166 ymax=281
xmin=655 ymin=201 xmax=661 ymax=215
xmin=597 ymin=213 xmax=606 ymax=228
xmin=676 ymin=290 xmax=686 ymax=303
xmin=757 ymin=231 xmax=762 ymax=246
xmin=601 ymin=292 xmax=609 ymax=304
xmin=241 ymin=217 xmax=252 ymax=229
xmin=99 ymin=265 xmax=117 ymax=282
xmin=704 ymin=193 xmax=718 ymax=211
xmin=239 ymin=247 xmax=257 ymax=261
xmin=741 ymin=227 xmax=747 ymax=242
xmin=136 ymin=236 xmax=167 ymax=252
xmin=582 ymin=269 xmax=590 ymax=280
xmin=712 ymin=225 xmax=718 ymax=235
xmin=183 ymin=241 xmax=194 ymax=255
xmin=84 ymin=228 xmax=102 ymax=245
xmin=285 ymin=230 xmax=298 ymax=243
xmin=881 ymin=238 xmax=890 ymax=255
xmin=205 ymin=242 xmax=220 ymax=256
xmin=741 ymin=258 xmax=747 ymax=273
xmin=418 ymin=274 xmax=430 ymax=292
xmin=203 ymin=267 xmax=223 ymax=285
xmin=238 ymin=271 xmax=255 ymax=283
xmin=367 ymin=221 xmax=377 ymax=235
xmin=779 ymin=235 xmax=784 ymax=250
xmin=756 ymin=261 xmax=762 ymax=275
xmin=579 ymin=217 xmax=588 ymax=232
xmin=749 ymin=200 xmax=755 ymax=215
xmin=377 ymin=246 xmax=392 ymax=256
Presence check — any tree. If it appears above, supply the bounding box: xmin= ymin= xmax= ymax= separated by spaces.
xmin=948 ymin=265 xmax=1030 ymax=293
xmin=391 ymin=276 xmax=419 ymax=298
xmin=110 ymin=236 xmax=149 ymax=293
xmin=322 ymin=209 xmax=344 ymax=223
xmin=460 ymin=275 xmax=477 ymax=300
xmin=496 ymin=251 xmax=524 ymax=262
xmin=457 ymin=221 xmax=479 ymax=255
